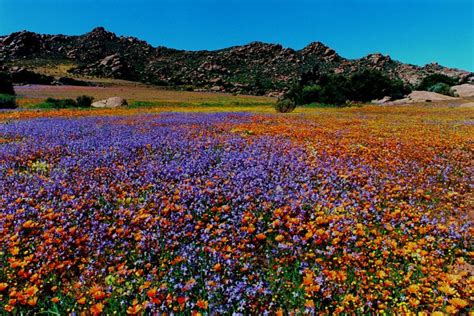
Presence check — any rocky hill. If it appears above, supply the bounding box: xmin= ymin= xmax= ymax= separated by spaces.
xmin=1 ymin=27 xmax=472 ymax=95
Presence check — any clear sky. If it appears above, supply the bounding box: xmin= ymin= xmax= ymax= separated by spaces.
xmin=1 ymin=0 xmax=473 ymax=71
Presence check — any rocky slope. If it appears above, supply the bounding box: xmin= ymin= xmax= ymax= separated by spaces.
xmin=1 ymin=27 xmax=472 ymax=95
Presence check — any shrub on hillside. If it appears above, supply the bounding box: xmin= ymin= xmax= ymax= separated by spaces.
xmin=427 ymin=82 xmax=453 ymax=96
xmin=76 ymin=95 xmax=94 ymax=107
xmin=255 ymin=76 xmax=274 ymax=95
xmin=0 ymin=72 xmax=15 ymax=96
xmin=274 ymin=98 xmax=296 ymax=113
xmin=418 ymin=74 xmax=457 ymax=91
xmin=0 ymin=94 xmax=17 ymax=109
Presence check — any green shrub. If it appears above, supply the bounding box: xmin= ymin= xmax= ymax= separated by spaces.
xmin=285 ymin=70 xmax=411 ymax=106
xmin=0 ymin=94 xmax=17 ymax=109
xmin=274 ymin=99 xmax=296 ymax=113
xmin=44 ymin=98 xmax=77 ymax=109
xmin=418 ymin=74 xmax=457 ymax=90
xmin=302 ymin=85 xmax=322 ymax=104
xmin=76 ymin=95 xmax=94 ymax=107
xmin=61 ymin=99 xmax=77 ymax=107
xmin=348 ymin=70 xmax=408 ymax=101
xmin=427 ymin=82 xmax=453 ymax=96
xmin=0 ymin=72 xmax=15 ymax=96
xmin=318 ymin=74 xmax=352 ymax=104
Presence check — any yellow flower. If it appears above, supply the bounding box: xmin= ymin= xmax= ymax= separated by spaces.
xmin=275 ymin=234 xmax=284 ymax=242
xmin=448 ymin=298 xmax=468 ymax=309
xmin=439 ymin=284 xmax=456 ymax=296
xmin=407 ymin=284 xmax=420 ymax=295
xmin=445 ymin=305 xmax=458 ymax=314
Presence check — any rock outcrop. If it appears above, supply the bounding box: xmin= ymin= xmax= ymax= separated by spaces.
xmin=450 ymin=84 xmax=474 ymax=98
xmin=377 ymin=91 xmax=460 ymax=105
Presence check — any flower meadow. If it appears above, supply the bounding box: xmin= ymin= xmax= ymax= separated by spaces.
xmin=0 ymin=110 xmax=473 ymax=314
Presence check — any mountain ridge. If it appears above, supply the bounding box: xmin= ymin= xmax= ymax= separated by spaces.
xmin=1 ymin=27 xmax=472 ymax=95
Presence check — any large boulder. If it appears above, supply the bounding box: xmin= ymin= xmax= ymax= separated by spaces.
xmin=450 ymin=84 xmax=474 ymax=98
xmin=91 ymin=97 xmax=127 ymax=108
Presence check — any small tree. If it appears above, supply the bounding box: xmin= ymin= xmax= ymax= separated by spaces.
xmin=0 ymin=94 xmax=17 ymax=109
xmin=0 ymin=72 xmax=15 ymax=96
xmin=274 ymin=99 xmax=296 ymax=113
xmin=76 ymin=95 xmax=94 ymax=107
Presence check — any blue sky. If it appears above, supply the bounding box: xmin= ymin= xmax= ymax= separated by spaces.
xmin=1 ymin=0 xmax=473 ymax=71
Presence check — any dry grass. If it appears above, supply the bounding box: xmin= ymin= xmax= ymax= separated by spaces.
xmin=14 ymin=84 xmax=275 ymax=108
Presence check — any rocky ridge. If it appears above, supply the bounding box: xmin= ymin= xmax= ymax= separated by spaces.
xmin=1 ymin=27 xmax=472 ymax=95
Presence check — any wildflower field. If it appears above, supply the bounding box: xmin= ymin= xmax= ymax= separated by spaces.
xmin=0 ymin=106 xmax=473 ymax=314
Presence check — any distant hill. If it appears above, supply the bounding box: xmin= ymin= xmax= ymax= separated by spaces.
xmin=1 ymin=27 xmax=472 ymax=95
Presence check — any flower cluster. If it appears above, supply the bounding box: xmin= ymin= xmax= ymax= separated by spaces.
xmin=0 ymin=112 xmax=472 ymax=314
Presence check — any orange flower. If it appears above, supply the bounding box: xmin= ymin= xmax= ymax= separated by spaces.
xmin=376 ymin=270 xmax=386 ymax=279
xmin=4 ymin=305 xmax=14 ymax=312
xmin=51 ymin=297 xmax=60 ymax=303
xmin=196 ymin=299 xmax=208 ymax=309
xmin=147 ymin=287 xmax=157 ymax=298
xmin=27 ymin=297 xmax=38 ymax=306
xmin=275 ymin=234 xmax=284 ymax=242
xmin=305 ymin=299 xmax=315 ymax=309
xmin=90 ymin=285 xmax=106 ymax=300
xmin=303 ymin=271 xmax=314 ymax=286
xmin=77 ymin=297 xmax=86 ymax=305
xmin=22 ymin=220 xmax=37 ymax=229
xmin=256 ymin=233 xmax=266 ymax=240
xmin=10 ymin=247 xmax=19 ymax=255
xmin=126 ymin=304 xmax=142 ymax=315
xmin=213 ymin=263 xmax=222 ymax=272
xmin=0 ymin=283 xmax=8 ymax=291
xmin=25 ymin=285 xmax=39 ymax=297
xmin=407 ymin=284 xmax=420 ymax=295
xmin=90 ymin=303 xmax=104 ymax=315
